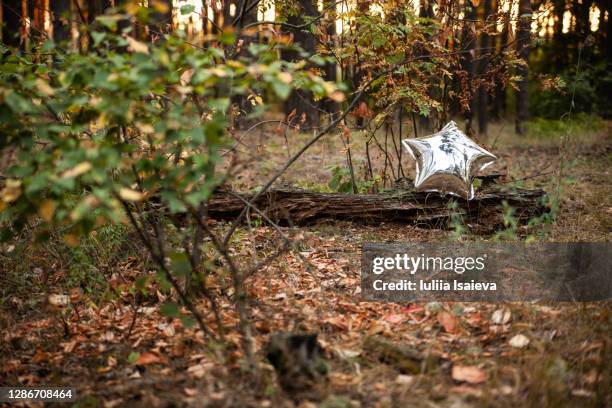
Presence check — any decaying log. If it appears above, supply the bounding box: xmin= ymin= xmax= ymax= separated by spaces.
xmin=207 ymin=183 xmax=547 ymax=232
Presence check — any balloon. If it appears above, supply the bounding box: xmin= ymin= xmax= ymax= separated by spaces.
xmin=402 ymin=121 xmax=497 ymax=200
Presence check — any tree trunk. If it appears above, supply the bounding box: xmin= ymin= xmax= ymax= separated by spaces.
xmin=148 ymin=0 xmax=172 ymax=39
xmin=322 ymin=0 xmax=338 ymax=121
xmin=1 ymin=0 xmax=23 ymax=48
xmin=227 ymin=0 xmax=258 ymax=129
xmin=283 ymin=0 xmax=320 ymax=130
xmin=418 ymin=0 xmax=435 ymax=133
xmin=114 ymin=0 xmax=131 ymax=39
xmin=26 ymin=0 xmax=46 ymax=47
xmin=551 ymin=0 xmax=565 ymax=66
xmin=477 ymin=0 xmax=492 ymax=135
xmin=352 ymin=0 xmax=370 ymax=129
xmin=515 ymin=0 xmax=531 ymax=135
xmin=606 ymin=0 xmax=612 ymax=60
xmin=460 ymin=0 xmax=477 ymax=136
xmin=86 ymin=0 xmax=111 ymax=23
xmin=51 ymin=0 xmax=71 ymax=45
xmin=492 ymin=3 xmax=509 ymax=120
xmin=205 ymin=181 xmax=547 ymax=233
xmin=222 ymin=0 xmax=233 ymax=28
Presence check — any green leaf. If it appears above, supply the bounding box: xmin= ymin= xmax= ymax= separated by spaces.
xmin=180 ymin=316 xmax=195 ymax=328
xmin=41 ymin=40 xmax=55 ymax=52
xmin=170 ymin=252 xmax=191 ymax=277
xmin=91 ymin=32 xmax=106 ymax=47
xmin=209 ymin=98 xmax=230 ymax=113
xmin=96 ymin=15 xmax=121 ymax=30
xmin=219 ymin=31 xmax=236 ymax=46
xmin=127 ymin=352 xmax=140 ymax=364
xmin=160 ymin=302 xmax=181 ymax=318
xmin=309 ymin=55 xmax=326 ymax=66
xmin=338 ymin=181 xmax=353 ymax=193
xmin=272 ymin=82 xmax=292 ymax=100
xmin=180 ymin=4 xmax=195 ymax=15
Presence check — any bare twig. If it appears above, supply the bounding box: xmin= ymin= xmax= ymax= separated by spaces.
xmin=119 ymin=199 xmax=214 ymax=339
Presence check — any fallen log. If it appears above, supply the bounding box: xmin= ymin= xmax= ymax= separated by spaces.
xmin=207 ymin=182 xmax=548 ymax=232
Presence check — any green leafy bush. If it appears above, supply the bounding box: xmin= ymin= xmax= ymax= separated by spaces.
xmin=0 ymin=13 xmax=341 ymax=243
xmin=530 ymin=62 xmax=612 ymax=119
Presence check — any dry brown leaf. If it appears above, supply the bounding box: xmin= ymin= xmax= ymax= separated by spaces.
xmin=491 ymin=308 xmax=512 ymax=325
xmin=321 ymin=316 xmax=348 ymax=331
xmin=465 ymin=311 xmax=483 ymax=327
xmin=187 ymin=363 xmax=206 ymax=378
xmin=383 ymin=313 xmax=406 ymax=325
xmin=119 ymin=187 xmax=144 ymax=202
xmin=450 ymin=384 xmax=483 ymax=396
xmin=134 ymin=351 xmax=161 ymax=365
xmin=334 ymin=347 xmax=360 ymax=359
xmin=35 ymin=78 xmax=55 ymax=96
xmin=61 ymin=340 xmax=77 ymax=353
xmin=395 ymin=374 xmax=414 ymax=385
xmin=571 ymin=389 xmax=593 ymax=398
xmin=508 ymin=334 xmax=530 ymax=349
xmin=38 ymin=199 xmax=57 ymax=222
xmin=437 ymin=311 xmax=459 ymax=333
xmin=452 ymin=365 xmax=488 ymax=384
xmin=277 ymin=72 xmax=292 ymax=84
xmin=329 ymin=90 xmax=346 ymax=102
xmin=48 ymin=294 xmax=70 ymax=306
xmin=61 ymin=162 xmax=92 ymax=179
xmin=126 ymin=36 xmax=149 ymax=54
xmin=31 ymin=349 xmax=49 ymax=363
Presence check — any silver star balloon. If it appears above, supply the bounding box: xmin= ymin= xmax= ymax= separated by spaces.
xmin=402 ymin=121 xmax=497 ymax=200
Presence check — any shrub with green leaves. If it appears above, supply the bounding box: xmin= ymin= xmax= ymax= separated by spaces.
xmin=0 ymin=13 xmax=342 ymax=244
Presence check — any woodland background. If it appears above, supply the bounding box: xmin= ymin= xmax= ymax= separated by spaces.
xmin=0 ymin=1 xmax=610 ymax=407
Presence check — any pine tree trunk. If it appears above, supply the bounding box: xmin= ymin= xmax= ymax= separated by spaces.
xmin=86 ymin=0 xmax=111 ymax=23
xmin=352 ymin=0 xmax=370 ymax=129
xmin=418 ymin=0 xmax=435 ymax=133
xmin=283 ymin=0 xmax=320 ymax=130
xmin=477 ymin=0 xmax=492 ymax=135
xmin=148 ymin=0 xmax=172 ymax=39
xmin=51 ymin=0 xmax=71 ymax=45
xmin=551 ymin=0 xmax=565 ymax=66
xmin=460 ymin=0 xmax=477 ymax=136
xmin=1 ymin=0 xmax=23 ymax=48
xmin=515 ymin=0 xmax=531 ymax=135
xmin=27 ymin=0 xmax=46 ymax=47
xmin=492 ymin=3 xmax=509 ymax=120
xmin=222 ymin=0 xmax=233 ymax=28
xmin=322 ymin=0 xmax=338 ymax=121
xmin=607 ymin=0 xmax=612 ymax=60
xmin=227 ymin=0 xmax=257 ymax=129
xmin=114 ymin=0 xmax=132 ymax=39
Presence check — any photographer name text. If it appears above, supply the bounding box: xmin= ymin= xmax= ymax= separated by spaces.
xmin=372 ymin=278 xmax=497 ymax=291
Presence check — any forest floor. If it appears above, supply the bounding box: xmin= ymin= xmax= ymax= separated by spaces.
xmin=1 ymin=118 xmax=611 ymax=407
